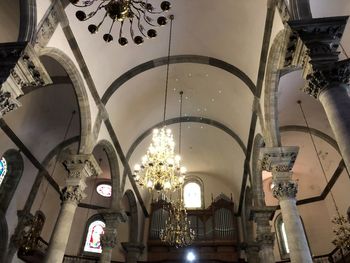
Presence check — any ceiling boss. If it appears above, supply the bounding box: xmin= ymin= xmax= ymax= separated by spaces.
xmin=68 ymin=0 xmax=171 ymax=46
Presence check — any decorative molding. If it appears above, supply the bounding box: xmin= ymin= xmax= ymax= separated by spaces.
xmin=63 ymin=154 xmax=102 ymax=179
xmin=272 ymin=180 xmax=298 ymax=200
xmin=259 ymin=146 xmax=299 ymax=172
xmin=121 ymin=242 xmax=145 ymax=254
xmin=62 ymin=185 xmax=86 ymax=204
xmin=101 ymin=228 xmax=118 ymax=248
xmin=0 ymin=42 xmax=52 ymax=117
xmin=305 ymin=59 xmax=350 ymax=98
xmin=289 ymin=16 xmax=348 ymax=66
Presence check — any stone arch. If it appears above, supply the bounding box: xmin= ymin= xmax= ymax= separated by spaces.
xmin=18 ymin=0 xmax=37 ymax=42
xmin=124 ymin=189 xmax=138 ymax=243
xmin=251 ymin=134 xmax=266 ymax=207
xmin=94 ymin=140 xmax=121 ymax=209
xmin=39 ymin=47 xmax=92 ymax=154
xmin=0 ymin=211 xmax=8 ymax=262
xmin=121 ymin=116 xmax=247 ymax=191
xmin=101 ymin=55 xmax=257 ymax=105
xmin=264 ymin=30 xmax=289 ymax=147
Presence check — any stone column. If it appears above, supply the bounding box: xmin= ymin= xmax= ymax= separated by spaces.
xmin=245 ymin=242 xmax=260 ymax=263
xmin=44 ymin=154 xmax=101 ymax=263
xmin=251 ymin=207 xmax=276 ymax=263
xmin=99 ymin=210 xmax=127 ymax=263
xmin=289 ymin=16 xmax=350 ymax=174
xmin=122 ymin=242 xmax=145 ymax=263
xmin=260 ymin=146 xmax=312 ymax=263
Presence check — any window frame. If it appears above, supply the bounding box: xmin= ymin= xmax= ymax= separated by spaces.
xmin=183 ymin=177 xmax=204 ymax=209
xmin=81 ymin=214 xmax=105 ymax=257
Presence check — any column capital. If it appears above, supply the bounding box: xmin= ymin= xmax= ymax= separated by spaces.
xmin=61 ymin=185 xmax=86 ymax=204
xmin=100 ymin=209 xmax=128 ymax=226
xmin=259 ymin=146 xmax=299 ymax=172
xmin=305 ymin=59 xmax=350 ymax=98
xmin=272 ymin=180 xmax=298 ymax=200
xmin=288 ymin=16 xmax=348 ymax=66
xmin=100 ymin=227 xmax=118 ymax=249
xmin=63 ymin=153 xmax=102 ymax=179
xmin=257 ymin=232 xmax=275 ymax=246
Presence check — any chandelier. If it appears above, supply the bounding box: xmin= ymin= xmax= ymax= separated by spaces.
xmin=133 ymin=17 xmax=186 ymax=191
xmin=69 ymin=0 xmax=171 ymax=45
xmin=298 ymin=100 xmax=350 ymax=249
xmin=160 ymin=198 xmax=195 ymax=247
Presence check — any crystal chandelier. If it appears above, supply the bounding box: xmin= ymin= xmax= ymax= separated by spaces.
xmin=133 ymin=17 xmax=186 ymax=191
xmin=298 ymin=100 xmax=350 ymax=249
xmin=68 ymin=0 xmax=171 ymax=46
xmin=160 ymin=197 xmax=195 ymax=247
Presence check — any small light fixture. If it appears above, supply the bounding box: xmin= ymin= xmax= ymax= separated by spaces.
xmin=186 ymin=251 xmax=196 ymax=262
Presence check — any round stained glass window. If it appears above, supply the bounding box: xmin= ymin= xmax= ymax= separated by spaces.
xmin=96 ymin=184 xmax=112 ymax=197
xmin=0 ymin=157 xmax=7 ymax=186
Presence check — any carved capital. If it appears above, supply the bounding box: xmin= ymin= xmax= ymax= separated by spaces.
xmin=259 ymin=146 xmax=299 ymax=172
xmin=289 ymin=16 xmax=348 ymax=65
xmin=62 ymin=185 xmax=86 ymax=204
xmin=100 ymin=210 xmax=128 ymax=226
xmin=63 ymin=154 xmax=102 ymax=179
xmin=304 ymin=59 xmax=350 ymax=98
xmin=272 ymin=180 xmax=298 ymax=200
xmin=101 ymin=228 xmax=118 ymax=249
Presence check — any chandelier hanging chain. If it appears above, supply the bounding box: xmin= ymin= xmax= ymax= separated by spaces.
xmin=297 ymin=100 xmax=341 ymax=217
xmin=39 ymin=110 xmax=76 ymax=210
xmin=163 ymin=15 xmax=174 ymax=122
xmin=178 ymin=91 xmax=183 ymax=155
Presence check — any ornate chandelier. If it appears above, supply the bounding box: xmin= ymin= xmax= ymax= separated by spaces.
xmin=133 ymin=17 xmax=186 ymax=191
xmin=68 ymin=0 xmax=171 ymax=46
xmin=298 ymin=101 xmax=350 ymax=249
xmin=160 ymin=198 xmax=195 ymax=247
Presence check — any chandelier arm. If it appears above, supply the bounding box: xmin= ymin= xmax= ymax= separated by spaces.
xmin=108 ymin=19 xmax=116 ymax=34
xmin=71 ymin=0 xmax=98 ymax=8
xmin=119 ymin=20 xmax=125 ymax=38
xmin=129 ymin=18 xmax=135 ymax=38
xmin=298 ymin=101 xmax=341 ymax=217
xmin=131 ymin=4 xmax=158 ymax=27
xmin=82 ymin=2 xmax=108 ymax=21
xmin=162 ymin=15 xmax=173 ymax=122
xmin=130 ymin=4 xmax=149 ymax=36
xmin=94 ymin=11 xmax=109 ymax=29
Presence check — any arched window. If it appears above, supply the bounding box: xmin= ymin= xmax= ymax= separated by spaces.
xmin=0 ymin=157 xmax=7 ymax=187
xmin=183 ymin=179 xmax=203 ymax=209
xmin=83 ymin=220 xmax=105 ymax=254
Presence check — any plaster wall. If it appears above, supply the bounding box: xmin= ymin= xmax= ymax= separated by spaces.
xmin=0 ymin=0 xmax=20 ymax=43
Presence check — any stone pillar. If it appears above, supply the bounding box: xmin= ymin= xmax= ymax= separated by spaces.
xmin=99 ymin=210 xmax=127 ymax=263
xmin=122 ymin=242 xmax=145 ymax=263
xmin=245 ymin=242 xmax=260 ymax=263
xmin=289 ymin=16 xmax=350 ymax=174
xmin=260 ymin=146 xmax=312 ymax=263
xmin=251 ymin=207 xmax=276 ymax=263
xmin=44 ymin=154 xmax=101 ymax=263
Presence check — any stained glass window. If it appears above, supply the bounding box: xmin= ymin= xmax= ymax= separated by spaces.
xmin=0 ymin=157 xmax=7 ymax=186
xmin=184 ymin=182 xmax=202 ymax=208
xmin=83 ymin=220 xmax=105 ymax=253
xmin=96 ymin=184 xmax=112 ymax=197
